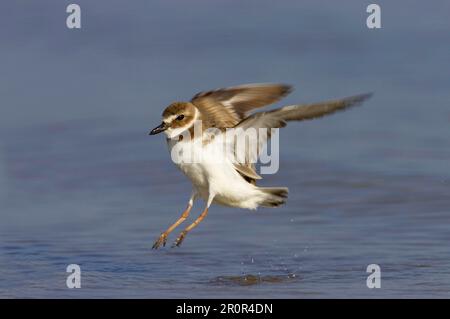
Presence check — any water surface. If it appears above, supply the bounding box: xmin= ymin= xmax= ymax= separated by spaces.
xmin=1 ymin=0 xmax=450 ymax=298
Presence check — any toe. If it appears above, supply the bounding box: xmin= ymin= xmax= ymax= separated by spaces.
xmin=172 ymin=231 xmax=186 ymax=247
xmin=152 ymin=233 xmax=167 ymax=249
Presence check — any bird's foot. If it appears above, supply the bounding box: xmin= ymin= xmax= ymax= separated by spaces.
xmin=152 ymin=232 xmax=168 ymax=249
xmin=172 ymin=231 xmax=187 ymax=247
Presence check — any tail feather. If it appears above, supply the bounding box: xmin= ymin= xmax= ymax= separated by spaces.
xmin=258 ymin=187 xmax=288 ymax=208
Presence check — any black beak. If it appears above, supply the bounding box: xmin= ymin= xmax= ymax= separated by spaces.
xmin=149 ymin=122 xmax=167 ymax=135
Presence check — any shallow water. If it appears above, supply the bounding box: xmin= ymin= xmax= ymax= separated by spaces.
xmin=1 ymin=0 xmax=450 ymax=298
xmin=1 ymin=116 xmax=449 ymax=298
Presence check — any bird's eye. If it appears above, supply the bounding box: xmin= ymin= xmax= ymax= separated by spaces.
xmin=176 ymin=115 xmax=185 ymax=121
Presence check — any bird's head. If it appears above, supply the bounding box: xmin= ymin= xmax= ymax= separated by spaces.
xmin=149 ymin=102 xmax=198 ymax=138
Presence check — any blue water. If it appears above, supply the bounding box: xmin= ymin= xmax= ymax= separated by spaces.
xmin=1 ymin=0 xmax=450 ymax=298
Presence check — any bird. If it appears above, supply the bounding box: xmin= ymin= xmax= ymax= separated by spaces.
xmin=149 ymin=83 xmax=372 ymax=248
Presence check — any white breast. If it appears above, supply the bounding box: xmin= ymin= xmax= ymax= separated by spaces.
xmin=166 ymin=136 xmax=263 ymax=209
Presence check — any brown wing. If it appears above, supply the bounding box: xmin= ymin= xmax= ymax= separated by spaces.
xmin=192 ymin=84 xmax=291 ymax=184
xmin=191 ymin=83 xmax=292 ymax=128
xmin=236 ymin=93 xmax=373 ymax=131
xmin=233 ymin=93 xmax=372 ymax=182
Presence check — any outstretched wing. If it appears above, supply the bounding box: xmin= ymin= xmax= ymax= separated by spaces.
xmin=191 ymin=83 xmax=292 ymax=128
xmin=237 ymin=93 xmax=372 ymax=130
xmin=232 ymin=93 xmax=373 ymax=180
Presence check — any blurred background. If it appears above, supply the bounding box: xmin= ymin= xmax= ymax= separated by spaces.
xmin=0 ymin=0 xmax=449 ymax=298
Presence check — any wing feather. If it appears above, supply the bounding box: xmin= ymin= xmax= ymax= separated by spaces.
xmin=236 ymin=93 xmax=372 ymax=131
xmin=191 ymin=83 xmax=292 ymax=128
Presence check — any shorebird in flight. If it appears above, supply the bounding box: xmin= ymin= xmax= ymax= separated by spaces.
xmin=149 ymin=83 xmax=371 ymax=248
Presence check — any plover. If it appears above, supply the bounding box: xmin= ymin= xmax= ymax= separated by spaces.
xmin=149 ymin=83 xmax=371 ymax=248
